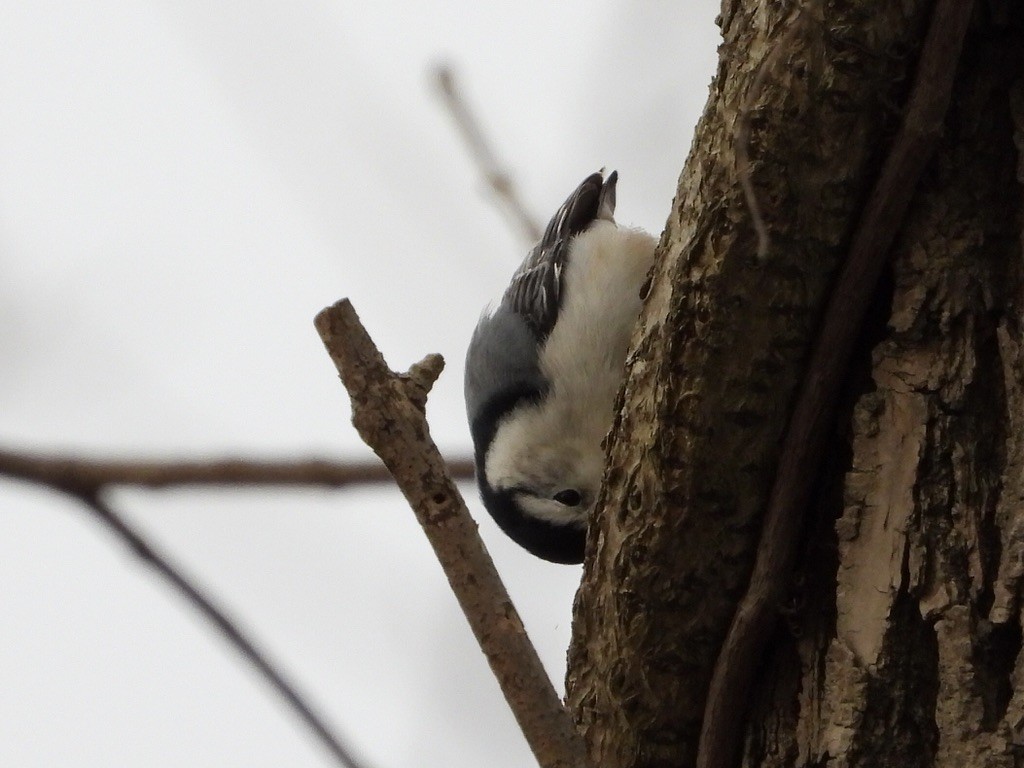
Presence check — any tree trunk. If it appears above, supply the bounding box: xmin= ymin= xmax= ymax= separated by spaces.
xmin=566 ymin=4 xmax=1024 ymax=768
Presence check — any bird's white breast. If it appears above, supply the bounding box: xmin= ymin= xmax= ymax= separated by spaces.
xmin=484 ymin=221 xmax=657 ymax=520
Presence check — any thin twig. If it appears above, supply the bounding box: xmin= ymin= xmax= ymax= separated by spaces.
xmin=697 ymin=3 xmax=975 ymax=767
xmin=315 ymin=298 xmax=589 ymax=768
xmin=76 ymin=490 xmax=369 ymax=768
xmin=433 ymin=64 xmax=541 ymax=245
xmin=0 ymin=449 xmax=474 ymax=492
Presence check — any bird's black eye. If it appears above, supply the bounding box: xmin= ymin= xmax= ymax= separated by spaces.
xmin=553 ymin=489 xmax=582 ymax=507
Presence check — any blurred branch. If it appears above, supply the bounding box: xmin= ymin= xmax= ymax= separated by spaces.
xmin=0 ymin=448 xmax=474 ymax=492
xmin=0 ymin=449 xmax=479 ymax=766
xmin=697 ymin=1 xmax=975 ymax=766
xmin=0 ymin=448 xmax=479 ymax=765
xmin=79 ymin=491 xmax=369 ymax=768
xmin=433 ymin=64 xmax=541 ymax=245
xmin=2 ymin=452 xmax=377 ymax=767
xmin=315 ymin=298 xmax=589 ymax=768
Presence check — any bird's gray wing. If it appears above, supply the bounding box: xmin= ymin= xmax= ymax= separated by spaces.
xmin=503 ymin=243 xmax=566 ymax=340
xmin=504 ymin=170 xmax=617 ymax=339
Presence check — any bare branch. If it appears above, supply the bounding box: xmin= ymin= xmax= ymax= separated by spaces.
xmin=315 ymin=298 xmax=589 ymax=768
xmin=71 ymin=490 xmax=370 ymax=768
xmin=697 ymin=2 xmax=976 ymax=767
xmin=433 ymin=64 xmax=541 ymax=245
xmin=0 ymin=452 xmax=478 ymax=766
xmin=0 ymin=449 xmax=474 ymax=493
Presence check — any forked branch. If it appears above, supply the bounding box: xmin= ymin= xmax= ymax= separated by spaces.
xmin=315 ymin=298 xmax=588 ymax=768
xmin=1 ymin=464 xmax=369 ymax=767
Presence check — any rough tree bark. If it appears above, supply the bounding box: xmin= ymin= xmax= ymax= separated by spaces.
xmin=566 ymin=3 xmax=1024 ymax=768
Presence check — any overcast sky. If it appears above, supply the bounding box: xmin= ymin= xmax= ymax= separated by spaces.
xmin=0 ymin=2 xmax=719 ymax=766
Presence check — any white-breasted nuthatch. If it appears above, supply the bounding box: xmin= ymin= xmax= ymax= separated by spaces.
xmin=464 ymin=170 xmax=657 ymax=563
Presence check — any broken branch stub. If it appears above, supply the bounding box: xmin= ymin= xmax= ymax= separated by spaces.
xmin=314 ymin=298 xmax=589 ymax=768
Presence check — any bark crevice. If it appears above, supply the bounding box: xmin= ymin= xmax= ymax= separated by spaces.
xmin=568 ymin=4 xmax=1024 ymax=767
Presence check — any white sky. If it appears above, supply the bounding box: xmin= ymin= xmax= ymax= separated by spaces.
xmin=0 ymin=2 xmax=719 ymax=766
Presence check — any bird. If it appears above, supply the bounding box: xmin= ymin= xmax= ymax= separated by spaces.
xmin=464 ymin=170 xmax=657 ymax=563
